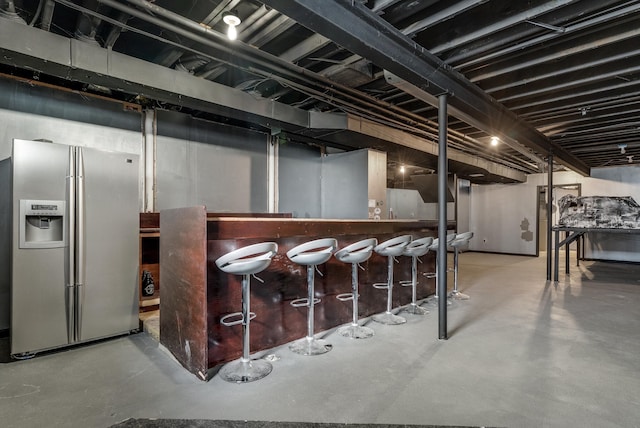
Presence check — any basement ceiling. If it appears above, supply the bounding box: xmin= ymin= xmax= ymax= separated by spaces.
xmin=1 ymin=0 xmax=640 ymax=185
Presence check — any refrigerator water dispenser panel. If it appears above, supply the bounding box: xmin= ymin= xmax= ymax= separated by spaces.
xmin=19 ymin=199 xmax=66 ymax=248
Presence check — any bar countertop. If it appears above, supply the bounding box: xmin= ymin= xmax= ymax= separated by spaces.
xmin=159 ymin=207 xmax=455 ymax=379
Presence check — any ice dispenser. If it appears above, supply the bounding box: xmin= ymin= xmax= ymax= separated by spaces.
xmin=19 ymin=199 xmax=66 ymax=248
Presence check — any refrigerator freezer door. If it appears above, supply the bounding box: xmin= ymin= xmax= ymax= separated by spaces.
xmin=78 ymin=147 xmax=139 ymax=342
xmin=11 ymin=140 xmax=70 ymax=355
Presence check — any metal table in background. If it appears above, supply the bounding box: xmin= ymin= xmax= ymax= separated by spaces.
xmin=552 ymin=226 xmax=640 ymax=282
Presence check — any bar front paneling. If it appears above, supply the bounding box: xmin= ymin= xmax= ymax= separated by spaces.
xmin=159 ymin=206 xmax=208 ymax=380
xmin=160 ymin=207 xmax=453 ymax=379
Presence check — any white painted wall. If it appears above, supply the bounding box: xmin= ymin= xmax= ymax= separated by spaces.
xmin=386 ymin=188 xmax=456 ymax=221
xmin=470 ymin=166 xmax=640 ymax=261
xmin=367 ymin=150 xmax=388 ymax=220
xmin=585 ymin=167 xmax=640 ymax=261
xmin=470 ymin=182 xmax=538 ymax=254
xmin=321 ymin=150 xmax=369 ymax=219
xmin=154 ymin=110 xmax=270 ymax=212
xmin=0 ymin=109 xmax=143 ymax=182
xmin=279 ymin=142 xmax=322 ymax=218
xmin=456 ymin=178 xmax=471 ymax=233
xmin=388 ymin=188 xmax=436 ymax=219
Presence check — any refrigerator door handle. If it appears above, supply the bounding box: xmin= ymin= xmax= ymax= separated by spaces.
xmin=75 ymin=147 xmax=86 ymax=342
xmin=67 ymin=147 xmax=76 ymax=344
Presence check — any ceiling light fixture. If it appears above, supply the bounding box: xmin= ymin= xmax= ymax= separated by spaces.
xmin=619 ymin=143 xmax=627 ymax=154
xmin=400 ymin=165 xmax=405 ymax=174
xmin=222 ymin=11 xmax=241 ymax=41
xmin=490 ymin=136 xmax=499 ymax=147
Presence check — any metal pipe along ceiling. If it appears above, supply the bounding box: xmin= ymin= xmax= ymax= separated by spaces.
xmin=76 ymin=0 xmax=531 ymax=175
xmin=29 ymin=0 xmax=531 ymax=179
xmin=0 ymin=7 xmax=526 ymax=182
xmin=94 ymin=0 xmax=437 ymax=127
xmin=259 ymin=0 xmax=591 ymax=177
xmin=452 ymin=1 xmax=640 ymax=69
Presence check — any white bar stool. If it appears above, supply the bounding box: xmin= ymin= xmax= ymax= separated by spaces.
xmin=448 ymin=231 xmax=474 ymax=300
xmin=287 ymin=238 xmax=338 ymax=356
xmin=400 ymin=236 xmax=433 ymax=315
xmin=215 ymin=242 xmax=278 ymax=383
xmin=334 ymin=238 xmax=378 ymax=339
xmin=372 ymin=235 xmax=412 ymax=325
xmin=424 ymin=233 xmax=457 ymax=306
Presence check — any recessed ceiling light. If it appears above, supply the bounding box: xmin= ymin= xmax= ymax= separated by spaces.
xmin=468 ymin=173 xmax=484 ymax=177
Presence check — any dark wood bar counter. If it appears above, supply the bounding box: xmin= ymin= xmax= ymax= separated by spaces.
xmin=159 ymin=206 xmax=454 ymax=380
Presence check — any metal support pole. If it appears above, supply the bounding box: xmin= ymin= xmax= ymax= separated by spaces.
xmin=143 ymin=109 xmax=156 ymax=213
xmin=437 ymin=93 xmax=448 ymax=340
xmin=565 ymin=231 xmax=570 ymax=274
xmin=577 ymin=236 xmax=581 ymax=266
xmin=554 ymin=229 xmax=560 ymax=282
xmin=411 ymin=256 xmax=418 ymax=305
xmin=267 ymin=134 xmax=279 ymax=213
xmin=385 ymin=256 xmax=394 ymax=313
xmin=453 ymin=247 xmax=459 ymax=292
xmin=306 ymin=265 xmax=315 ymax=340
xmin=241 ymin=274 xmax=250 ymax=362
xmin=546 ymin=153 xmax=553 ymax=281
xmin=351 ymin=263 xmax=359 ymax=326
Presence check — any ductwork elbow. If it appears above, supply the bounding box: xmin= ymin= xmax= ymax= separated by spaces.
xmin=0 ymin=0 xmax=27 ymax=24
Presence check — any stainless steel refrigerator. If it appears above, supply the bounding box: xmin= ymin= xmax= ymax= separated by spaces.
xmin=6 ymin=139 xmax=139 ymax=357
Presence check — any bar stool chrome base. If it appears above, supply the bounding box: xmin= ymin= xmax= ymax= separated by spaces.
xmin=215 ymin=242 xmax=278 ymax=384
xmin=289 ymin=336 xmax=333 ymax=356
xmin=334 ymin=238 xmax=379 ymax=340
xmin=373 ymin=311 xmax=407 ymax=325
xmin=449 ymin=232 xmax=474 ymax=301
xmin=400 ymin=236 xmax=433 ymax=317
xmin=219 ymin=358 xmax=273 ymax=383
xmin=337 ymin=323 xmax=375 ymax=339
xmin=427 ymin=296 xmax=453 ymax=306
xmin=403 ymin=302 xmax=429 ymax=315
xmin=425 ymin=295 xmax=453 ymax=306
xmin=449 ymin=290 xmax=470 ymax=300
xmin=372 ymin=235 xmax=412 ymax=327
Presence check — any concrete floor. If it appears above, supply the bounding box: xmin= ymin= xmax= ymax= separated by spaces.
xmin=1 ymin=252 xmax=639 ymax=428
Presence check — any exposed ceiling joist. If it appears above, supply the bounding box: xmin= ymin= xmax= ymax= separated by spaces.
xmin=0 ymin=17 xmax=522 ymax=183
xmin=260 ymin=0 xmax=590 ymax=176
xmin=6 ymin=0 xmax=635 ymax=179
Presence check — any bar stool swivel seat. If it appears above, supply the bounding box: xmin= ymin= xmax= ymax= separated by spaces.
xmin=425 ymin=233 xmax=457 ymax=306
xmin=400 ymin=236 xmax=433 ymax=315
xmin=334 ymin=238 xmax=378 ymax=339
xmin=287 ymin=238 xmax=338 ymax=356
xmin=215 ymin=242 xmax=278 ymax=383
xmin=372 ymin=235 xmax=412 ymax=325
xmin=448 ymin=232 xmax=474 ymax=300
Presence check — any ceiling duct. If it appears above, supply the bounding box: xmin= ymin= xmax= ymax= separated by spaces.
xmin=410 ymin=174 xmax=455 ymax=203
xmin=260 ymin=0 xmax=591 ymax=177
xmin=74 ymin=0 xmax=102 ymax=47
xmin=0 ymin=0 xmax=27 ymax=24
xmin=0 ymin=18 xmax=527 ymax=183
xmin=384 ymin=71 xmax=549 ymax=169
